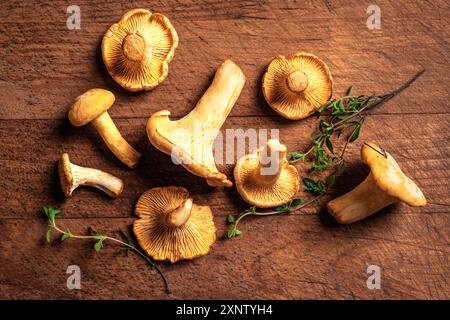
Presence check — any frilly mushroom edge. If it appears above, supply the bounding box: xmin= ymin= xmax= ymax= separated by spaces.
xmin=327 ymin=142 xmax=426 ymax=224
xmin=133 ymin=186 xmax=216 ymax=263
xmin=234 ymin=139 xmax=300 ymax=208
xmin=102 ymin=8 xmax=178 ymax=92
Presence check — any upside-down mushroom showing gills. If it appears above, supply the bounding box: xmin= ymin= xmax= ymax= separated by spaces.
xmin=147 ymin=59 xmax=246 ymax=187
xmin=102 ymin=9 xmax=178 ymax=92
xmin=133 ymin=186 xmax=216 ymax=263
xmin=234 ymin=139 xmax=300 ymax=208
xmin=262 ymin=52 xmax=333 ymax=120
xmin=327 ymin=142 xmax=426 ymax=224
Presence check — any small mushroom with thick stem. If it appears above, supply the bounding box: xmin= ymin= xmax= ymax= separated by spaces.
xmin=327 ymin=142 xmax=426 ymax=224
xmin=234 ymin=139 xmax=299 ymax=208
xmin=68 ymin=88 xmax=141 ymax=168
xmin=58 ymin=153 xmax=124 ymax=197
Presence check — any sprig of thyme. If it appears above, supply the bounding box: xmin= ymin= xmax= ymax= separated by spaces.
xmin=227 ymin=178 xmax=332 ymax=239
xmin=226 ymin=70 xmax=425 ymax=239
xmin=289 ymin=70 xmax=425 ymax=170
xmin=43 ymin=206 xmax=170 ymax=293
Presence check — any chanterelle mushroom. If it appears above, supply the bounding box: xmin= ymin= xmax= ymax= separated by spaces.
xmin=68 ymin=88 xmax=141 ymax=168
xmin=327 ymin=142 xmax=426 ymax=224
xmin=133 ymin=186 xmax=216 ymax=263
xmin=102 ymin=8 xmax=178 ymax=91
xmin=58 ymin=153 xmax=123 ymax=197
xmin=234 ymin=139 xmax=300 ymax=208
xmin=147 ymin=59 xmax=245 ymax=187
xmin=262 ymin=52 xmax=332 ymax=120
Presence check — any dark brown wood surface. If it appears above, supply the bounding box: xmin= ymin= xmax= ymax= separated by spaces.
xmin=0 ymin=0 xmax=448 ymax=299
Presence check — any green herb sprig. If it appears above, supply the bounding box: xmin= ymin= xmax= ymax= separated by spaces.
xmin=226 ymin=70 xmax=425 ymax=239
xmin=43 ymin=206 xmax=170 ymax=293
xmin=226 ymin=181 xmax=330 ymax=239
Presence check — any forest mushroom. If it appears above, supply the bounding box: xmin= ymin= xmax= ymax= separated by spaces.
xmin=327 ymin=142 xmax=427 ymax=224
xmin=68 ymin=88 xmax=141 ymax=168
xmin=234 ymin=139 xmax=299 ymax=208
xmin=147 ymin=59 xmax=246 ymax=187
xmin=102 ymin=8 xmax=178 ymax=91
xmin=58 ymin=153 xmax=123 ymax=197
xmin=262 ymin=52 xmax=333 ymax=120
xmin=133 ymin=186 xmax=216 ymax=263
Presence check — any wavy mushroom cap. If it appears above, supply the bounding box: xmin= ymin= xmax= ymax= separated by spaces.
xmin=234 ymin=140 xmax=299 ymax=208
xmin=68 ymin=89 xmax=115 ymax=126
xmin=262 ymin=52 xmax=332 ymax=120
xmin=102 ymin=9 xmax=179 ymax=92
xmin=133 ymin=186 xmax=216 ymax=263
xmin=361 ymin=142 xmax=426 ymax=206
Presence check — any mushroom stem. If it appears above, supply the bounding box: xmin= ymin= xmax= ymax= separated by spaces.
xmin=326 ymin=173 xmax=397 ymax=224
xmin=122 ymin=32 xmax=148 ymax=62
xmin=286 ymin=70 xmax=309 ymax=93
xmin=146 ymin=59 xmax=245 ymax=188
xmin=66 ymin=162 xmax=124 ymax=197
xmin=165 ymin=198 xmax=193 ymax=228
xmin=253 ymin=140 xmax=287 ymax=185
xmin=92 ymin=112 xmax=141 ymax=168
xmin=184 ymin=59 xmax=245 ymax=136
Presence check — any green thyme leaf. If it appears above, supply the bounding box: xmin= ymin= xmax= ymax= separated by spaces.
xmin=349 ymin=124 xmax=361 ymax=142
xmin=94 ymin=239 xmax=104 ymax=252
xmin=325 ymin=137 xmax=333 ymax=153
xmin=60 ymin=231 xmax=71 ymax=242
xmin=346 ymin=86 xmax=353 ymax=95
xmin=45 ymin=228 xmax=52 ymax=243
xmin=227 ymin=214 xmax=235 ymax=224
xmin=290 ymin=198 xmax=304 ymax=207
xmin=290 ymin=151 xmax=304 ymax=159
xmin=303 ymin=177 xmax=327 ymax=195
xmin=275 ymin=205 xmax=288 ymax=212
xmin=227 ymin=227 xmax=237 ymax=239
xmin=326 ymin=175 xmax=336 ymax=188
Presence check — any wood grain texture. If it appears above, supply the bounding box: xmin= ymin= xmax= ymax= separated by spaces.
xmin=0 ymin=214 xmax=448 ymax=299
xmin=1 ymin=114 xmax=449 ymax=218
xmin=0 ymin=0 xmax=448 ymax=300
xmin=0 ymin=0 xmax=449 ymax=119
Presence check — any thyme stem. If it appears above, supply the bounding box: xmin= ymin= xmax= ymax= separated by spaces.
xmin=226 ymin=70 xmax=424 ymax=239
xmin=44 ymin=207 xmax=170 ymax=294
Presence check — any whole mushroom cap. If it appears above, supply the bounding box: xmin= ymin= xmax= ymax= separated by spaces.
xmin=262 ymin=52 xmax=332 ymax=120
xmin=133 ymin=186 xmax=216 ymax=263
xmin=102 ymin=8 xmax=179 ymax=92
xmin=361 ymin=142 xmax=426 ymax=206
xmin=234 ymin=140 xmax=299 ymax=208
xmin=68 ymin=88 xmax=115 ymax=126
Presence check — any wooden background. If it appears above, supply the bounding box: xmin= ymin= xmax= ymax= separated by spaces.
xmin=0 ymin=0 xmax=448 ymax=299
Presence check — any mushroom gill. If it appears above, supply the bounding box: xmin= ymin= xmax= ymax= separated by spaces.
xmin=102 ymin=9 xmax=178 ymax=92
xmin=234 ymin=139 xmax=300 ymax=208
xmin=133 ymin=186 xmax=216 ymax=263
xmin=262 ymin=52 xmax=333 ymax=120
